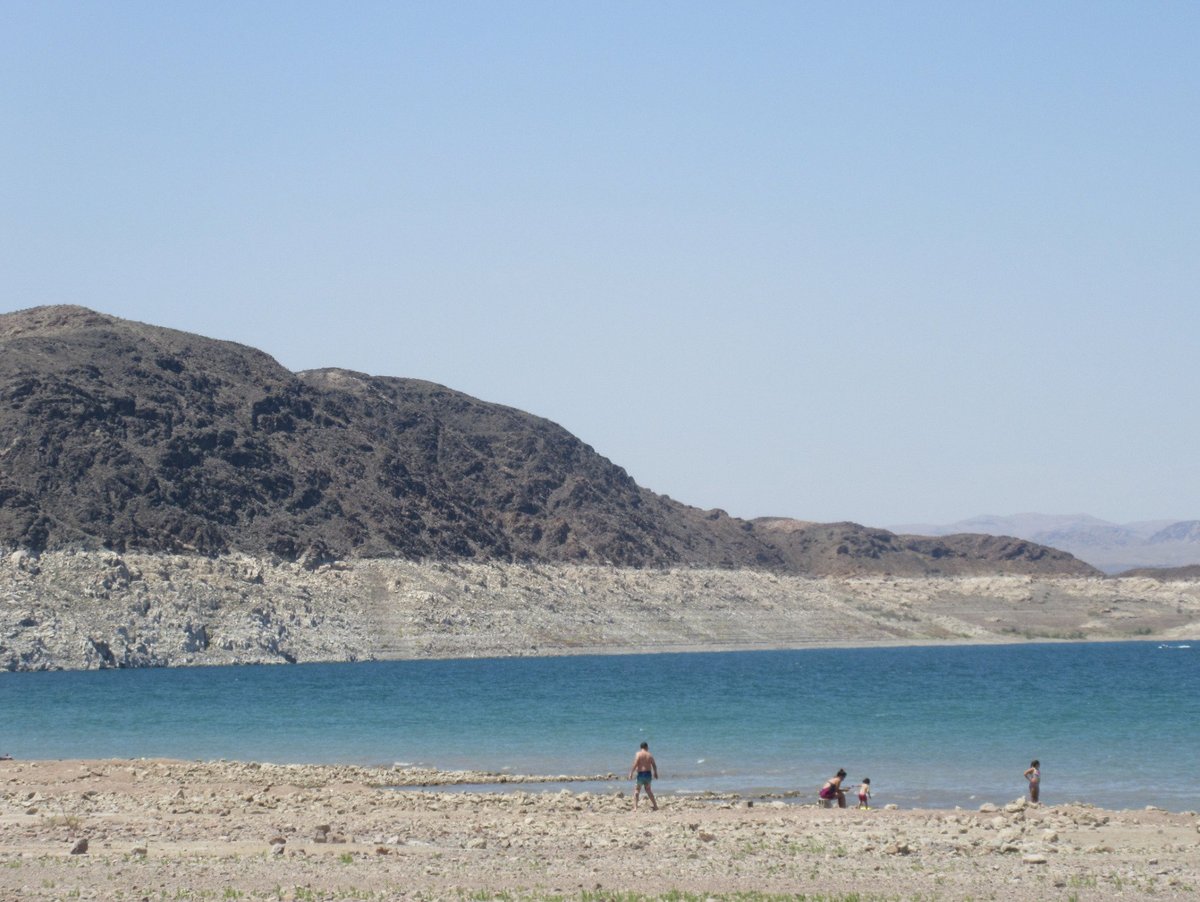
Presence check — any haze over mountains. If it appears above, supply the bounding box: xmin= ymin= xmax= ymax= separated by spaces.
xmin=890 ymin=514 xmax=1200 ymax=574
xmin=0 ymin=306 xmax=1099 ymax=577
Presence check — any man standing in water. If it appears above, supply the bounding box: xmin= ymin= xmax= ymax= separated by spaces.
xmin=629 ymin=742 xmax=659 ymax=811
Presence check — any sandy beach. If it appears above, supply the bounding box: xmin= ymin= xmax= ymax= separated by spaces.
xmin=1 ymin=758 xmax=1197 ymax=900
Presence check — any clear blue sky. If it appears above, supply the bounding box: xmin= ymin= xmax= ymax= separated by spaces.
xmin=3 ymin=1 xmax=1197 ymax=526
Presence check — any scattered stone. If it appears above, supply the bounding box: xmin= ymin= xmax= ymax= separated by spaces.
xmin=70 ymin=838 xmax=89 ymax=855
xmin=1023 ymin=853 xmax=1048 ymax=864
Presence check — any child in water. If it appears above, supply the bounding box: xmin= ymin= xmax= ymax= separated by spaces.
xmin=857 ymin=777 xmax=871 ymax=809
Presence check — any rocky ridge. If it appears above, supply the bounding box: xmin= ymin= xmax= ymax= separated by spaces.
xmin=0 ymin=305 xmax=1095 ymax=577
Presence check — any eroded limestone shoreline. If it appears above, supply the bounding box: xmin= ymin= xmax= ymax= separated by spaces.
xmin=2 ymin=550 xmax=1199 ymax=671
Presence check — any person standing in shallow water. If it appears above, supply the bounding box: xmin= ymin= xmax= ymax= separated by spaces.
xmin=1024 ymin=759 xmax=1041 ymax=803
xmin=629 ymin=742 xmax=658 ymax=811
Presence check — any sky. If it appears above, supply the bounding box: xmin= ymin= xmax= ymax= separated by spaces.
xmin=2 ymin=1 xmax=1197 ymax=527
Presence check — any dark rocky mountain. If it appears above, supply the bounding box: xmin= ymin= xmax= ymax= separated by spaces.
xmin=0 ymin=306 xmax=1098 ymax=576
xmin=750 ymin=519 xmax=1091 ymax=577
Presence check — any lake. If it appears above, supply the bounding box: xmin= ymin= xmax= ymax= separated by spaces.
xmin=1 ymin=641 xmax=1195 ymax=810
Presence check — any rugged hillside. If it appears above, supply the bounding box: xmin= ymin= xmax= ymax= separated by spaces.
xmin=753 ymin=519 xmax=1088 ymax=577
xmin=0 ymin=306 xmax=1096 ymax=576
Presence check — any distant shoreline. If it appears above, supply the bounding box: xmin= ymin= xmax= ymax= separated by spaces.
xmin=3 ymin=551 xmax=1199 ymax=671
xmin=421 ymin=632 xmax=1198 ymax=661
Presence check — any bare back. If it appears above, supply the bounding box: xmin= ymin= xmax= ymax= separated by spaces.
xmin=632 ymin=749 xmax=656 ymax=773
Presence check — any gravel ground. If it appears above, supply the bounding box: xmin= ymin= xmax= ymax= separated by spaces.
xmin=1 ymin=758 xmax=1198 ymax=900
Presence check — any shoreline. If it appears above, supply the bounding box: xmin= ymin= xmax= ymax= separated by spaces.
xmin=379 ymin=631 xmax=1200 ymax=661
xmin=2 ymin=758 xmax=1198 ymax=900
xmin=7 ymin=754 xmax=1198 ymax=816
xmin=4 ymin=552 xmax=1199 ymax=671
xmin=7 ymin=631 xmax=1192 ymax=673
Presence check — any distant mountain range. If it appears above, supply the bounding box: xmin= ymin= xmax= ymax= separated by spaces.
xmin=889 ymin=514 xmax=1200 ymax=574
xmin=0 ymin=305 xmax=1098 ymax=578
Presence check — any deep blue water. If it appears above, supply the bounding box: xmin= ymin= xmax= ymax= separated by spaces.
xmin=1 ymin=642 xmax=1196 ymax=810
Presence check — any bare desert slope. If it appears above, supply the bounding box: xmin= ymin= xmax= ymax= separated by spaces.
xmin=0 ymin=305 xmax=1094 ymax=577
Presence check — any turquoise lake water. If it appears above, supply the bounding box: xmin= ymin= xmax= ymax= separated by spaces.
xmin=1 ymin=641 xmax=1196 ymax=811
